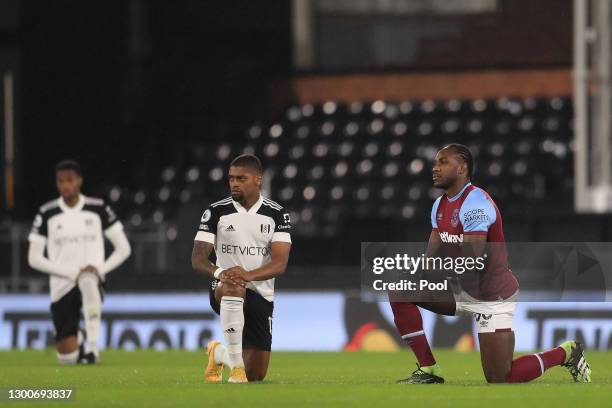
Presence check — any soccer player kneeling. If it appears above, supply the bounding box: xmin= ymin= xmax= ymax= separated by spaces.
xmin=27 ymin=160 xmax=131 ymax=365
xmin=192 ymin=154 xmax=292 ymax=383
xmin=391 ymin=145 xmax=591 ymax=384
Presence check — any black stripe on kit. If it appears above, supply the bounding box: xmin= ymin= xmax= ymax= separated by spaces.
xmin=213 ymin=200 xmax=238 ymax=217
xmin=257 ymin=202 xmax=284 ymax=219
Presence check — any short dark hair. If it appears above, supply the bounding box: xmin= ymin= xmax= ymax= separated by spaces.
xmin=443 ymin=143 xmax=474 ymax=179
xmin=230 ymin=154 xmax=263 ymax=174
xmin=55 ymin=159 xmax=82 ymax=176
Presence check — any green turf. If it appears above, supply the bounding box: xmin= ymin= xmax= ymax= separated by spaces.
xmin=0 ymin=349 xmax=610 ymax=407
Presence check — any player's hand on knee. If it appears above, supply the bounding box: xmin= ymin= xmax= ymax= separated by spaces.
xmin=77 ymin=265 xmax=100 ymax=281
xmin=219 ymin=272 xmax=246 ymax=288
xmin=223 ymin=266 xmax=250 ymax=287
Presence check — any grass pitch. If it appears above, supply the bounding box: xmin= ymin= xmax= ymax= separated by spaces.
xmin=1 ymin=350 xmax=610 ymax=407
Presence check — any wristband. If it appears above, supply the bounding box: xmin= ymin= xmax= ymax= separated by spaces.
xmin=213 ymin=267 xmax=225 ymax=280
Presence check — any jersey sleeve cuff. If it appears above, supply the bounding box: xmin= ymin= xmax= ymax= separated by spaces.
xmin=195 ymin=231 xmax=216 ymax=244
xmin=272 ymin=232 xmax=292 ymax=243
xmin=27 ymin=232 xmax=47 ymax=244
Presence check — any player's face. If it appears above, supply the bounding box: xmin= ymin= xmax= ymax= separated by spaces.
xmin=432 ymin=149 xmax=464 ymax=189
xmin=228 ymin=166 xmax=261 ymax=203
xmin=56 ymin=169 xmax=82 ymax=200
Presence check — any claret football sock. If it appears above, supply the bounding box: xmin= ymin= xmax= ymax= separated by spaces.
xmin=391 ymin=302 xmax=437 ymax=367
xmin=540 ymin=346 xmax=567 ymax=369
xmin=506 ymin=347 xmax=566 ymax=383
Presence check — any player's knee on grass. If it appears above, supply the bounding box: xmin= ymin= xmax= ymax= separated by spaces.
xmin=483 ymin=363 xmax=511 ymax=383
xmin=485 ymin=372 xmax=506 ymax=383
xmin=246 ymin=366 xmax=267 ymax=382
xmin=56 ymin=335 xmax=78 ymax=354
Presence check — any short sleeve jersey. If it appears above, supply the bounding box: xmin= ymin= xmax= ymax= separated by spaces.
xmin=194 ymin=195 xmax=291 ymax=301
xmin=431 ymin=183 xmax=519 ymax=300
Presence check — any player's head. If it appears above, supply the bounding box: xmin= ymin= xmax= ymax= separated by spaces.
xmin=228 ymin=154 xmax=263 ymax=203
xmin=432 ymin=144 xmax=474 ymax=189
xmin=55 ymin=159 xmax=83 ymax=200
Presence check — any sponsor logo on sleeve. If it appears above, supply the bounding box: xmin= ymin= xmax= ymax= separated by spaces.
xmin=464 ymin=208 xmax=489 ymax=225
xmin=201 ymin=209 xmax=211 ymax=223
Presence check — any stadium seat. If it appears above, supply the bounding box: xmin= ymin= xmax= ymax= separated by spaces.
xmin=115 ymin=96 xmax=574 ymax=239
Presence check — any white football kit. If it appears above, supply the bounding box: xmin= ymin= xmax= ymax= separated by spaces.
xmin=28 ymin=194 xmax=130 ymax=302
xmin=194 ymin=195 xmax=292 ymax=301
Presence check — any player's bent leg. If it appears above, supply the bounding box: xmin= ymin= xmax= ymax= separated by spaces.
xmin=390 ymin=286 xmax=454 ymax=384
xmin=243 ymin=347 xmax=270 ymax=382
xmin=239 ymin=288 xmax=274 ymax=382
xmin=77 ymin=272 xmax=102 ymax=363
xmin=214 ymin=283 xmax=248 ymax=382
xmin=390 ymin=301 xmax=447 ymax=384
xmin=503 ymin=340 xmax=590 ymax=383
xmin=478 ymin=330 xmax=514 ymax=383
xmin=477 ymin=311 xmax=589 ymax=384
xmin=51 ymin=287 xmax=83 ymax=365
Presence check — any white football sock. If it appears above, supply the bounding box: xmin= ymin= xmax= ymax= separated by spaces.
xmin=220 ymin=296 xmax=245 ymax=368
xmin=213 ymin=343 xmax=231 ymax=367
xmin=78 ymin=272 xmax=101 ymax=357
xmin=57 ymin=349 xmax=79 ymax=365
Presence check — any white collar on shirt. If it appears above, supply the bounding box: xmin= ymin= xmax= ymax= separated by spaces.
xmin=58 ymin=194 xmax=85 ymax=213
xmin=447 ymin=182 xmax=472 ymax=202
xmin=232 ymin=194 xmax=263 ymax=214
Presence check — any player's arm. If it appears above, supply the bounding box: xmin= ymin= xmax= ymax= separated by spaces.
xmin=96 ymin=222 xmax=131 ymax=277
xmin=426 ymin=197 xmax=443 ymax=257
xmin=461 ymin=233 xmax=487 ymax=258
xmin=224 ymin=207 xmax=292 ymax=283
xmin=80 ymin=203 xmax=131 ymax=278
xmin=191 ymin=241 xmax=218 ymax=278
xmin=192 ymin=241 xmax=246 ymax=287
xmin=243 ymin=207 xmax=293 ymax=281
xmin=426 ymin=230 xmax=442 ymax=257
xmin=27 ymin=211 xmax=73 ymax=278
xmin=239 ymin=241 xmax=291 ymax=281
xmin=191 ymin=205 xmax=240 ymax=282
xmin=28 ymin=238 xmax=73 ymax=278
